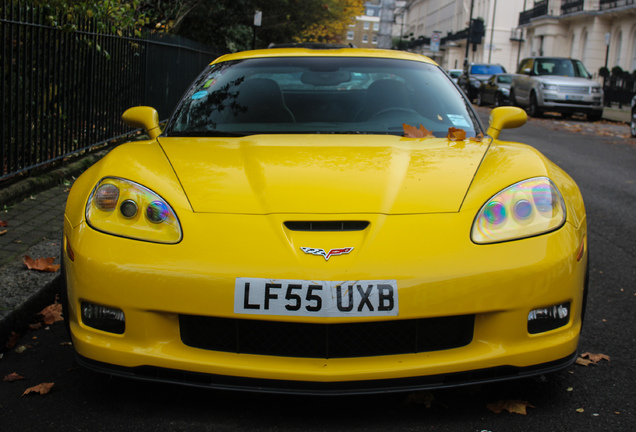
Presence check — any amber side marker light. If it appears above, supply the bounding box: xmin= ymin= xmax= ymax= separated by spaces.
xmin=65 ymin=235 xmax=75 ymax=262
xmin=576 ymin=235 xmax=586 ymax=262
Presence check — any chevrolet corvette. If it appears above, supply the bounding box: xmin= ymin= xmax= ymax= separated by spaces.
xmin=62 ymin=47 xmax=588 ymax=394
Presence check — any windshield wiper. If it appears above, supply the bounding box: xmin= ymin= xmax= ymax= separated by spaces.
xmin=165 ymin=130 xmax=253 ymax=138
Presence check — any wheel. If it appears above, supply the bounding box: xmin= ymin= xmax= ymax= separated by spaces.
xmin=476 ymin=91 xmax=484 ymax=106
xmin=527 ymin=92 xmax=543 ymax=117
xmin=631 ymin=108 xmax=636 ymax=137
xmin=561 ymin=112 xmax=572 ymax=119
xmin=587 ymin=111 xmax=602 ymax=122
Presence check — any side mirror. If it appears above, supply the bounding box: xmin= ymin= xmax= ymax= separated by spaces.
xmin=487 ymin=106 xmax=527 ymax=139
xmin=122 ymin=106 xmax=161 ymax=139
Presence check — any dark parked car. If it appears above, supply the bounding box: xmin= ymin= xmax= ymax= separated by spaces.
xmin=477 ymin=73 xmax=512 ymax=107
xmin=458 ymin=63 xmax=507 ymax=101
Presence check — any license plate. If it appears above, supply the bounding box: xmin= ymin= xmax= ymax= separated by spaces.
xmin=234 ymin=278 xmax=399 ymax=317
xmin=565 ymin=95 xmax=583 ymax=101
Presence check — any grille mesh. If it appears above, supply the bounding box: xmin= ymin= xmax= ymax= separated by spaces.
xmin=284 ymin=221 xmax=369 ymax=231
xmin=558 ymin=85 xmax=589 ymax=94
xmin=179 ymin=315 xmax=475 ymax=359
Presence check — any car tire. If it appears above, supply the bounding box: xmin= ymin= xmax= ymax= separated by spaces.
xmin=476 ymin=91 xmax=484 ymax=106
xmin=527 ymin=92 xmax=543 ymax=117
xmin=631 ymin=108 xmax=636 ymax=137
xmin=495 ymin=93 xmax=503 ymax=107
xmin=588 ymin=112 xmax=602 ymax=122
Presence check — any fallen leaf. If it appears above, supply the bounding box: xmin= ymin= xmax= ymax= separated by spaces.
xmin=23 ymin=256 xmax=60 ymax=272
xmin=580 ymin=352 xmax=610 ymax=364
xmin=403 ymin=123 xmax=434 ymax=138
xmin=38 ymin=303 xmax=63 ymax=325
xmin=575 ymin=357 xmax=593 ymax=366
xmin=5 ymin=331 xmax=20 ymax=349
xmin=487 ymin=400 xmax=535 ymax=415
xmin=3 ymin=372 xmax=25 ymax=382
xmin=447 ymin=127 xmax=466 ymax=141
xmin=469 ymin=132 xmax=484 ymax=142
xmin=22 ymin=382 xmax=54 ymax=396
xmin=29 ymin=322 xmax=43 ymax=331
xmin=0 ymin=220 xmax=7 ymax=227
xmin=576 ymin=408 xmax=585 ymax=413
xmin=0 ymin=230 xmax=7 ymax=235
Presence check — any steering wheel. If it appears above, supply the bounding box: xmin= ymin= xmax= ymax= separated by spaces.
xmin=368 ymin=107 xmax=421 ymax=121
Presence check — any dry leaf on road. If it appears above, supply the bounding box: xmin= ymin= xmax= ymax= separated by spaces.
xmin=3 ymin=372 xmax=25 ymax=382
xmin=487 ymin=400 xmax=535 ymax=415
xmin=579 ymin=352 xmax=610 ymax=365
xmin=22 ymin=382 xmax=54 ymax=396
xmin=23 ymin=255 xmax=60 ymax=272
xmin=38 ymin=302 xmax=64 ymax=325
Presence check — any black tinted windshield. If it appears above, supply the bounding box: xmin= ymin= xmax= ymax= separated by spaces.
xmin=165 ymin=57 xmax=479 ymax=138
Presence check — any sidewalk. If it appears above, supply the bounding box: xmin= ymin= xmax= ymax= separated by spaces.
xmin=0 ymin=105 xmax=632 ymax=349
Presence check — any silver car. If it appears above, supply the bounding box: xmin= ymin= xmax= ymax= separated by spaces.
xmin=510 ymin=57 xmax=603 ymax=121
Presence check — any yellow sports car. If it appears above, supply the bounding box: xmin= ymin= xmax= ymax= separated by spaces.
xmin=62 ymin=47 xmax=588 ymax=394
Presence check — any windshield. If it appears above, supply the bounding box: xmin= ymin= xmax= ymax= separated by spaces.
xmin=469 ymin=64 xmax=505 ymax=75
xmin=496 ymin=74 xmax=512 ymax=84
xmin=165 ymin=57 xmax=479 ymax=138
xmin=534 ymin=58 xmax=591 ymax=78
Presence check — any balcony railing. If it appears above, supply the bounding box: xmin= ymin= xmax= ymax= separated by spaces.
xmin=519 ymin=1 xmax=548 ymax=26
xmin=561 ymin=0 xmax=585 ymax=15
xmin=600 ymin=0 xmax=636 ymax=10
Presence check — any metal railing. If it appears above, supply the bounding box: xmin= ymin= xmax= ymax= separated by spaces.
xmin=600 ymin=0 xmax=636 ymax=10
xmin=1 ymin=0 xmax=222 ymax=181
xmin=561 ymin=0 xmax=585 ymax=14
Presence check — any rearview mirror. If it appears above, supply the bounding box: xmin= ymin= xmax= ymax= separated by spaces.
xmin=122 ymin=106 xmax=161 ymax=139
xmin=487 ymin=106 xmax=527 ymax=139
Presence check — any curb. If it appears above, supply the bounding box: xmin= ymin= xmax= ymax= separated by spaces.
xmin=0 ymin=275 xmax=62 ymax=352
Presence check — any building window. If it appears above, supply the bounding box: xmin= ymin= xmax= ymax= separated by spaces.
xmin=373 ymin=22 xmax=379 ymax=31
xmin=372 ymin=35 xmax=378 ymax=44
xmin=347 ymin=31 xmax=354 ymax=40
xmin=366 ymin=8 xmax=374 ymax=16
xmin=364 ymin=22 xmax=370 ymax=30
xmin=363 ymin=34 xmax=369 ymax=43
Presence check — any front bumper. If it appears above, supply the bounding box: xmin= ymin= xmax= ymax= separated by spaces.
xmin=539 ymin=90 xmax=603 ymax=113
xmin=63 ymin=210 xmax=587 ymax=392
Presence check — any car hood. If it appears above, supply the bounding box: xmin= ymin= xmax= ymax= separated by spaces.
xmin=157 ymin=135 xmax=489 ymax=214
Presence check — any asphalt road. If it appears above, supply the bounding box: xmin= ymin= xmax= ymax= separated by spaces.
xmin=1 ymin=110 xmax=634 ymax=431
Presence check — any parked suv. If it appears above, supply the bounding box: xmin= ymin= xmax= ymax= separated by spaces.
xmin=457 ymin=63 xmax=507 ymax=102
xmin=510 ymin=57 xmax=603 ymax=120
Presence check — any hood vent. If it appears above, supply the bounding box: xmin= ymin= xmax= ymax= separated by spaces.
xmin=284 ymin=221 xmax=369 ymax=232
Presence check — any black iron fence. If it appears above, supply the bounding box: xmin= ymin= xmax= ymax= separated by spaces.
xmin=1 ymin=0 xmax=222 ymax=181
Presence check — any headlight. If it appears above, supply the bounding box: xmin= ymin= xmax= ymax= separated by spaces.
xmin=500 ymin=88 xmax=510 ymax=95
xmin=540 ymin=83 xmax=558 ymax=91
xmin=591 ymin=86 xmax=602 ymax=94
xmin=86 ymin=177 xmax=182 ymax=244
xmin=471 ymin=177 xmax=566 ymax=244
xmin=470 ymin=79 xmax=481 ymax=88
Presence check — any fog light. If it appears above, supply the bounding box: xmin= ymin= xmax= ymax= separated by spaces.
xmin=81 ymin=302 xmax=125 ymax=334
xmin=528 ymin=302 xmax=570 ymax=334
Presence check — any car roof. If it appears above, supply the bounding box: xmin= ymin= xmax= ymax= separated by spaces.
xmin=211 ymin=48 xmax=438 ymax=66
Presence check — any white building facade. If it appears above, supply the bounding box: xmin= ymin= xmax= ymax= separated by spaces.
xmin=518 ymin=0 xmax=636 ymax=77
xmin=396 ymin=0 xmax=527 ymax=72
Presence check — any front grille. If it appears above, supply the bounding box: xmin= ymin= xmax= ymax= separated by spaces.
xmin=179 ymin=315 xmax=474 ymax=358
xmin=558 ymin=85 xmax=589 ymax=94
xmin=284 ymin=221 xmax=369 ymax=231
